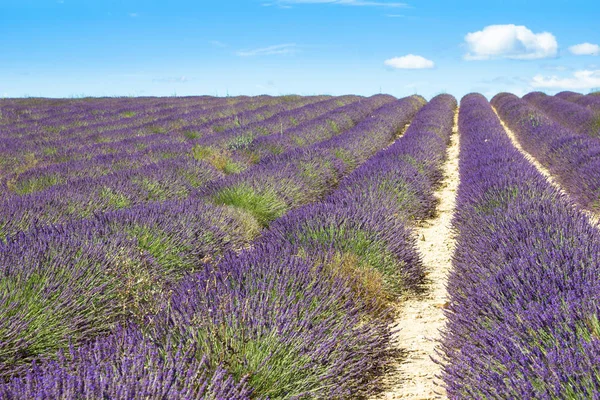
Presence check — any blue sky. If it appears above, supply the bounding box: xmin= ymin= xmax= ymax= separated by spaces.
xmin=1 ymin=0 xmax=599 ymax=99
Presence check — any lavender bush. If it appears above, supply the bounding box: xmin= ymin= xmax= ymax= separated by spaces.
xmin=0 ymin=325 xmax=253 ymax=399
xmin=0 ymin=96 xmax=367 ymax=237
xmin=442 ymin=93 xmax=600 ymax=399
xmin=523 ymin=91 xmax=600 ymax=138
xmin=492 ymin=92 xmax=600 ymax=212
xmin=194 ymin=94 xmax=393 ymax=171
xmin=555 ymin=90 xmax=585 ymax=102
xmin=0 ymin=95 xmax=427 ymax=398
xmin=0 ymin=199 xmax=255 ymax=377
xmin=574 ymin=93 xmax=600 ymax=113
xmin=0 ymin=95 xmax=423 ymax=387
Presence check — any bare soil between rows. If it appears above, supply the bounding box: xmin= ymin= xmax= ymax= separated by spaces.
xmin=371 ymin=109 xmax=460 ymax=400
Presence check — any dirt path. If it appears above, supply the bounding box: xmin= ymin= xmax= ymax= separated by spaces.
xmin=372 ymin=109 xmax=460 ymax=400
xmin=492 ymin=108 xmax=600 ymax=225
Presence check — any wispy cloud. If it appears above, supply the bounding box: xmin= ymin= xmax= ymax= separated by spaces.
xmin=265 ymin=0 xmax=408 ymax=8
xmin=464 ymin=24 xmax=557 ymax=60
xmin=129 ymin=12 xmax=138 ymax=17
xmin=152 ymin=76 xmax=190 ymax=83
xmin=531 ymin=70 xmax=600 ymax=90
xmin=236 ymin=44 xmax=298 ymax=57
xmin=385 ymin=13 xmax=418 ymax=19
xmin=540 ymin=64 xmax=571 ymax=72
xmin=480 ymin=76 xmax=529 ymax=85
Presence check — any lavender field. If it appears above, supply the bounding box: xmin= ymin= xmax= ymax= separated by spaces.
xmin=1 ymin=91 xmax=600 ymax=399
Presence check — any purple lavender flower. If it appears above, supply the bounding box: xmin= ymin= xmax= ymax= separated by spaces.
xmin=442 ymin=93 xmax=600 ymax=399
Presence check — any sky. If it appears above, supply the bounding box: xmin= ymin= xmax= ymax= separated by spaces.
xmin=1 ymin=0 xmax=599 ymax=99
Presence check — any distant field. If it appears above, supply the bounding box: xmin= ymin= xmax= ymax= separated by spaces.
xmin=1 ymin=91 xmax=600 ymax=398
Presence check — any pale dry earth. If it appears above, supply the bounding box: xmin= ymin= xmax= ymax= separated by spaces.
xmin=372 ymin=109 xmax=460 ymax=400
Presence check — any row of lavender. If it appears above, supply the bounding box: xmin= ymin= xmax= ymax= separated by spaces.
xmin=0 ymin=93 xmax=377 ymax=371
xmin=0 ymin=96 xmax=242 ymax=124
xmin=0 ymin=95 xmax=387 ymax=239
xmin=0 ymin=96 xmax=235 ymax=134
xmin=0 ymin=95 xmax=457 ymax=398
xmin=1 ymin=96 xmax=245 ymax=193
xmin=0 ymin=96 xmax=425 ymax=389
xmin=1 ymin=95 xmax=361 ymax=199
xmin=492 ymin=93 xmax=600 ymax=213
xmin=0 ymin=95 xmax=297 ymax=147
xmin=0 ymin=95 xmax=328 ymax=186
xmin=555 ymin=90 xmax=600 ymax=113
xmin=442 ymin=94 xmax=600 ymax=398
xmin=522 ymin=91 xmax=600 ymax=138
xmin=0 ymin=96 xmax=259 ymax=168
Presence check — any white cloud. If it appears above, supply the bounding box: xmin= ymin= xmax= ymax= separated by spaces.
xmin=464 ymin=24 xmax=558 ymax=60
xmin=266 ymin=0 xmax=408 ymax=7
xmin=384 ymin=54 xmax=434 ymax=69
xmin=236 ymin=44 xmax=298 ymax=57
xmin=531 ymin=70 xmax=600 ymax=89
xmin=129 ymin=13 xmax=138 ymax=17
xmin=569 ymin=43 xmax=600 ymax=56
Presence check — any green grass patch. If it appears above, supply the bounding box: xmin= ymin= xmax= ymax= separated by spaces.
xmin=94 ymin=136 xmax=113 ymax=144
xmin=134 ymin=178 xmax=188 ymax=201
xmin=13 ymin=174 xmax=61 ymax=195
xmin=149 ymin=126 xmax=167 ymax=134
xmin=226 ymin=133 xmax=255 ymax=151
xmin=126 ymin=225 xmax=200 ymax=276
xmin=327 ymin=119 xmax=340 ymax=134
xmin=0 ymin=254 xmax=123 ymax=376
xmin=291 ymin=136 xmax=307 ymax=146
xmin=334 ymin=148 xmax=356 ymax=168
xmin=293 ymin=224 xmax=406 ymax=304
xmin=42 ymin=147 xmax=57 ymax=156
xmin=43 ymin=126 xmax=63 ymax=134
xmin=299 ymin=160 xmax=332 ymax=183
xmin=212 ymin=185 xmax=288 ymax=227
xmin=191 ymin=145 xmax=214 ymax=161
xmin=196 ymin=325 xmax=319 ymax=399
xmin=99 ymin=187 xmax=131 ymax=209
xmin=183 ymin=130 xmax=201 ymax=140
xmin=191 ymin=145 xmax=244 ymax=174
